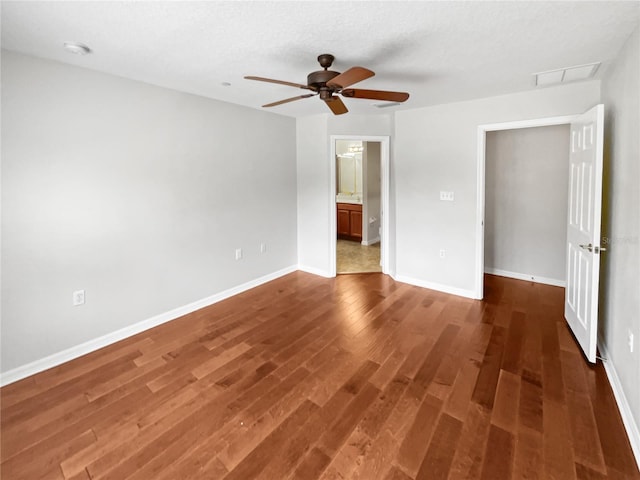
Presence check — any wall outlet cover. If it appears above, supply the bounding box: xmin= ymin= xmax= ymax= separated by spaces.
xmin=73 ymin=290 xmax=85 ymax=306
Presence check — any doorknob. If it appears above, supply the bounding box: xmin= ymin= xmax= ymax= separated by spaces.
xmin=579 ymin=243 xmax=594 ymax=252
xmin=579 ymin=243 xmax=607 ymax=253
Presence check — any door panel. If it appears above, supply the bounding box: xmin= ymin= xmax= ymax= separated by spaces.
xmin=337 ymin=209 xmax=350 ymax=237
xmin=564 ymin=104 xmax=604 ymax=363
xmin=351 ymin=210 xmax=363 ymax=238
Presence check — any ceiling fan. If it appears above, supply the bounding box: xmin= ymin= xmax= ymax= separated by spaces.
xmin=245 ymin=54 xmax=410 ymax=115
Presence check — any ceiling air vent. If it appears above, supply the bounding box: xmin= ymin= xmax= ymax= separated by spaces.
xmin=374 ymin=102 xmax=404 ymax=109
xmin=534 ymin=62 xmax=600 ymax=87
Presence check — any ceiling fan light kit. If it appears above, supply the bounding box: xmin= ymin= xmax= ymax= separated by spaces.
xmin=245 ymin=53 xmax=409 ymax=115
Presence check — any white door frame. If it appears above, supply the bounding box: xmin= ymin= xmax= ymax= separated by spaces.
xmin=330 ymin=135 xmax=390 ymax=277
xmin=474 ymin=115 xmax=578 ymax=299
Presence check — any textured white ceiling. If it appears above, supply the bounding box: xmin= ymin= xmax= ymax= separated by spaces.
xmin=1 ymin=1 xmax=638 ymax=117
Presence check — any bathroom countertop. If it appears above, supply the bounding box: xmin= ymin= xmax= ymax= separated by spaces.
xmin=336 ymin=194 xmax=362 ymax=205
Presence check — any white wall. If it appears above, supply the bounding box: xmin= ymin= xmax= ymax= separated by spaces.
xmin=1 ymin=51 xmax=298 ymax=375
xmin=485 ymin=125 xmax=570 ymax=284
xmin=327 ymin=114 xmax=392 ymax=137
xmin=600 ymin=24 xmax=640 ymax=461
xmin=394 ymin=81 xmax=601 ymax=296
xmin=296 ymin=114 xmax=330 ymax=275
xmin=365 ymin=142 xmax=381 ymax=244
xmin=297 ymin=114 xmax=392 ymax=276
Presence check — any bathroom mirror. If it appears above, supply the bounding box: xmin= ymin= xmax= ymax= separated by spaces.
xmin=336 ymin=140 xmax=363 ymax=202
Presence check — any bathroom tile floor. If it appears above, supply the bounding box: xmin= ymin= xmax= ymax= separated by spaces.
xmin=336 ymin=239 xmax=382 ymax=274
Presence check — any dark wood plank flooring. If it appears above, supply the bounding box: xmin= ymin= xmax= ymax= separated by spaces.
xmin=1 ymin=272 xmax=638 ymax=479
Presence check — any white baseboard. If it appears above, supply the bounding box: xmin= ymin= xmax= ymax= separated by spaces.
xmin=484 ymin=267 xmax=566 ymax=287
xmin=0 ymin=265 xmax=298 ymax=387
xmin=297 ymin=264 xmax=333 ymax=278
xmin=361 ymin=237 xmax=380 ymax=246
xmin=393 ymin=274 xmax=477 ymax=299
xmin=597 ymin=337 xmax=640 ymax=470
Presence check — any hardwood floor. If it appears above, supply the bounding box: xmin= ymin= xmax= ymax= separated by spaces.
xmin=1 ymin=272 xmax=638 ymax=479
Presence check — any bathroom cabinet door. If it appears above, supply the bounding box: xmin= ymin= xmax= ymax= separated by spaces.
xmin=350 ymin=210 xmax=362 ymax=239
xmin=337 ymin=203 xmax=362 ymax=241
xmin=337 ymin=208 xmax=351 ymax=237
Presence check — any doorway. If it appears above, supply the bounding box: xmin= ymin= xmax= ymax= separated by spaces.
xmin=484 ymin=124 xmax=570 ymax=288
xmin=329 ymin=135 xmax=390 ymax=277
xmin=335 ymin=140 xmax=382 ymax=274
xmin=476 ymin=105 xmax=606 ymax=363
xmin=474 ymin=115 xmax=578 ymax=299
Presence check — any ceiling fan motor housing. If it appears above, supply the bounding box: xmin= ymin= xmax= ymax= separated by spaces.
xmin=307 ymin=70 xmax=340 ymax=90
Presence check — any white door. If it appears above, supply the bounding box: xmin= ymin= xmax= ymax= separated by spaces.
xmin=565 ymin=104 xmax=605 ymax=363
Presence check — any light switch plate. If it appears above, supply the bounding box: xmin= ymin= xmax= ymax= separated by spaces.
xmin=440 ymin=191 xmax=455 ymax=201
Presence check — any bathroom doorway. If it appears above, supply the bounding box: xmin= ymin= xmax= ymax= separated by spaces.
xmin=329 ymin=136 xmax=390 ymax=276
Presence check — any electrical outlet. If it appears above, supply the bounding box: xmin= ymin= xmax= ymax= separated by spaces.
xmin=439 ymin=249 xmax=446 ymax=258
xmin=235 ymin=248 xmax=243 ymax=260
xmin=260 ymin=243 xmax=266 ymax=254
xmin=73 ymin=290 xmax=85 ymax=306
xmin=628 ymin=329 xmax=634 ymax=353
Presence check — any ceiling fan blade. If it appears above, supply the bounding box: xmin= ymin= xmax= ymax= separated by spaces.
xmin=263 ymin=94 xmax=315 ymax=108
xmin=341 ymin=88 xmax=410 ymax=102
xmin=245 ymin=76 xmax=313 ymax=90
xmin=326 ymin=67 xmax=374 ymax=89
xmin=324 ymin=96 xmax=348 ymax=115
